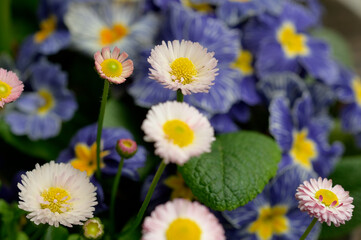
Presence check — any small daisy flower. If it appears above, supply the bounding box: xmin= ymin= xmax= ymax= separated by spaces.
xmin=295 ymin=177 xmax=354 ymax=227
xmin=116 ymin=138 xmax=138 ymax=159
xmin=0 ymin=68 xmax=24 ymax=108
xmin=18 ymin=161 xmax=97 ymax=227
xmin=142 ymin=199 xmax=225 ymax=240
xmin=94 ymin=47 xmax=134 ymax=84
xmin=141 ymin=101 xmax=215 ymax=165
xmin=83 ymin=218 xmax=104 ymax=239
xmin=148 ymin=40 xmax=218 ymax=95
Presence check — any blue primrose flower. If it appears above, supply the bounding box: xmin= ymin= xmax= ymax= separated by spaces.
xmin=243 ymin=2 xmax=338 ymax=85
xmin=269 ymin=94 xmax=343 ymax=177
xmin=223 ymin=165 xmax=320 ymax=240
xmin=5 ymin=60 xmax=77 ymax=140
xmin=57 ymin=124 xmax=147 ymax=181
xmin=153 ymin=0 xmax=221 ymax=13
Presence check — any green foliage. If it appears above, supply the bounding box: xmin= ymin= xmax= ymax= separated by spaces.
xmin=67 ymin=234 xmax=85 ymax=240
xmin=311 ymin=27 xmax=354 ymax=68
xmin=320 ymin=156 xmax=361 ymax=239
xmin=43 ymin=226 xmax=69 ymax=240
xmin=179 ymin=131 xmax=281 ymax=211
xmin=0 ymin=199 xmax=28 ymax=240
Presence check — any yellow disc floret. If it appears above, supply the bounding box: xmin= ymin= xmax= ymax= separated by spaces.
xmin=231 ymin=50 xmax=254 ymax=75
xmin=170 ymin=58 xmax=198 ymax=85
xmin=40 ymin=187 xmax=72 ymax=213
xmin=248 ymin=205 xmax=289 ymax=240
xmin=34 ymin=15 xmax=57 ymax=43
xmin=352 ymin=77 xmax=361 ymax=106
xmin=0 ymin=81 xmax=12 ymax=100
xmin=100 ymin=59 xmax=123 ymax=78
xmin=290 ymin=130 xmax=317 ymax=169
xmin=163 ymin=119 xmax=194 ymax=147
xmin=277 ymin=22 xmax=309 ymax=58
xmin=166 ymin=218 xmax=202 ymax=240
xmin=100 ymin=23 xmax=128 ymax=46
xmin=315 ymin=189 xmax=339 ymax=207
xmin=37 ymin=89 xmax=55 ymax=115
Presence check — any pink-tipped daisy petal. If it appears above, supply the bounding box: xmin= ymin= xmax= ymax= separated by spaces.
xmin=295 ymin=177 xmax=354 ymax=227
xmin=94 ymin=47 xmax=134 ymax=84
xmin=0 ymin=68 xmax=24 ymax=108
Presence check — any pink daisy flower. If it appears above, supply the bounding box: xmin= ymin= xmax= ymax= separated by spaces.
xmin=295 ymin=177 xmax=354 ymax=227
xmin=0 ymin=68 xmax=24 ymax=108
xmin=116 ymin=138 xmax=138 ymax=159
xmin=142 ymin=199 xmax=225 ymax=240
xmin=94 ymin=47 xmax=134 ymax=84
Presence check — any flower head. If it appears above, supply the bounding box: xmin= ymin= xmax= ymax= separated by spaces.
xmin=141 ymin=101 xmax=215 ymax=165
xmin=0 ymin=68 xmax=24 ymax=108
xmin=148 ymin=40 xmax=218 ymax=95
xmin=116 ymin=138 xmax=138 ymax=159
xmin=83 ymin=217 xmax=104 ymax=239
xmin=296 ymin=177 xmax=354 ymax=227
xmin=18 ymin=161 xmax=97 ymax=227
xmin=142 ymin=199 xmax=225 ymax=240
xmin=94 ymin=47 xmax=134 ymax=84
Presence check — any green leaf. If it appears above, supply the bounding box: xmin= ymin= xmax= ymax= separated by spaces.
xmin=67 ymin=234 xmax=85 ymax=240
xmin=16 ymin=232 xmax=29 ymax=240
xmin=311 ymin=27 xmax=354 ymax=68
xmin=320 ymin=156 xmax=361 ymax=239
xmin=179 ymin=131 xmax=281 ymax=211
xmin=43 ymin=226 xmax=69 ymax=240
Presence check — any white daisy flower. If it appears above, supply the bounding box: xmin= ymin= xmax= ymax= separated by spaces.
xmin=142 ymin=199 xmax=225 ymax=240
xmin=18 ymin=161 xmax=98 ymax=227
xmin=64 ymin=1 xmax=159 ymax=57
xmin=141 ymin=101 xmax=215 ymax=165
xmin=148 ymin=40 xmax=219 ymax=95
xmin=295 ymin=177 xmax=354 ymax=227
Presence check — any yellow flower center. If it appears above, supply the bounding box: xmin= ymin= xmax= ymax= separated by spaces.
xmin=100 ymin=59 xmax=123 ymax=78
xmin=249 ymin=205 xmax=289 ymax=240
xmin=290 ymin=130 xmax=317 ymax=169
xmin=166 ymin=218 xmax=202 ymax=240
xmin=170 ymin=58 xmax=198 ymax=85
xmin=40 ymin=187 xmax=72 ymax=213
xmin=99 ymin=23 xmax=128 ymax=46
xmin=37 ymin=89 xmax=55 ymax=115
xmin=164 ymin=172 xmax=194 ymax=200
xmin=70 ymin=142 xmax=109 ymax=177
xmin=231 ymin=50 xmax=254 ymax=75
xmin=34 ymin=15 xmax=57 ymax=43
xmin=84 ymin=220 xmax=103 ymax=238
xmin=352 ymin=77 xmax=361 ymax=106
xmin=181 ymin=0 xmax=213 ymax=12
xmin=0 ymin=81 xmax=12 ymax=100
xmin=277 ymin=22 xmax=309 ymax=58
xmin=315 ymin=189 xmax=339 ymax=207
xmin=163 ymin=119 xmax=194 ymax=147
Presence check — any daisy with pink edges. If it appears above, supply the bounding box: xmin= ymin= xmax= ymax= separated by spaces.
xmin=94 ymin=46 xmax=134 ymax=84
xmin=0 ymin=68 xmax=24 ymax=108
xmin=296 ymin=177 xmax=354 ymax=227
xmin=142 ymin=198 xmax=226 ymax=240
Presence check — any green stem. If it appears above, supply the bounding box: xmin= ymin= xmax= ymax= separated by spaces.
xmin=0 ymin=0 xmax=11 ymax=54
xmin=299 ymin=218 xmax=318 ymax=240
xmin=176 ymin=89 xmax=184 ymax=102
xmin=96 ymin=80 xmax=110 ymax=180
xmin=110 ymin=156 xmax=125 ymax=237
xmin=121 ymin=160 xmax=167 ymax=236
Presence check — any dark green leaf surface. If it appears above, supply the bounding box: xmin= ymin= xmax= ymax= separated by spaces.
xmin=179 ymin=131 xmax=281 ymax=211
xmin=43 ymin=226 xmax=68 ymax=240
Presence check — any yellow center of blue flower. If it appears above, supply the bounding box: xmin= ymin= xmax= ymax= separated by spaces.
xmin=231 ymin=50 xmax=254 ymax=75
xmin=34 ymin=15 xmax=57 ymax=43
xmin=70 ymin=142 xmax=109 ymax=176
xmin=277 ymin=22 xmax=309 ymax=58
xmin=164 ymin=172 xmax=194 ymax=200
xmin=163 ymin=119 xmax=194 ymax=147
xmin=40 ymin=187 xmax=72 ymax=213
xmin=0 ymin=81 xmax=12 ymax=100
xmin=166 ymin=218 xmax=202 ymax=240
xmin=100 ymin=23 xmax=128 ymax=46
xmin=181 ymin=0 xmax=213 ymax=12
xmin=352 ymin=77 xmax=361 ymax=106
xmin=248 ymin=205 xmax=289 ymax=240
xmin=100 ymin=59 xmax=123 ymax=78
xmin=170 ymin=58 xmax=198 ymax=85
xmin=37 ymin=89 xmax=55 ymax=115
xmin=315 ymin=189 xmax=339 ymax=207
xmin=290 ymin=130 xmax=317 ymax=169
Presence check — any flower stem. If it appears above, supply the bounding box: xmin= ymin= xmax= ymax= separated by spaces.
xmin=299 ymin=218 xmax=318 ymax=240
xmin=0 ymin=0 xmax=11 ymax=54
xmin=96 ymin=80 xmax=110 ymax=180
xmin=177 ymin=89 xmax=184 ymax=102
xmin=110 ymin=156 xmax=125 ymax=236
xmin=120 ymin=160 xmax=167 ymax=236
